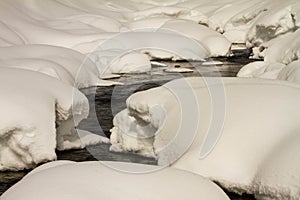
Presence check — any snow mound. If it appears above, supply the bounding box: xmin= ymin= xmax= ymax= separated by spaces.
xmin=160 ymin=19 xmax=231 ymax=57
xmin=89 ymin=50 xmax=151 ymax=77
xmin=237 ymin=61 xmax=286 ymax=79
xmin=1 ymin=161 xmax=230 ymax=200
xmin=110 ymin=77 xmax=300 ymax=196
xmin=237 ymin=60 xmax=300 ymax=85
xmin=0 ymin=68 xmax=91 ymax=171
xmin=265 ymin=29 xmax=300 ymax=64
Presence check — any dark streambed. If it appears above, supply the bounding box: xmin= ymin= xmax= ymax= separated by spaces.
xmin=0 ymin=56 xmax=256 ymax=200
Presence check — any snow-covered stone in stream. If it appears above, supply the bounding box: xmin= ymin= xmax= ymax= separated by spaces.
xmin=109 ymin=52 xmax=151 ymax=74
xmin=0 ymin=161 xmax=230 ymax=200
xmin=237 ymin=61 xmax=286 ymax=79
xmin=110 ymin=77 xmax=300 ymax=196
xmin=160 ymin=19 xmax=231 ymax=57
xmin=0 ymin=68 xmax=90 ymax=171
xmin=150 ymin=61 xmax=168 ymax=67
xmin=201 ymin=61 xmax=224 ymax=66
xmin=89 ymin=50 xmax=151 ymax=77
xmin=164 ymin=67 xmax=194 ymax=73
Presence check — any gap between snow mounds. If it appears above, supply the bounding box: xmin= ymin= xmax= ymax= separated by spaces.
xmin=110 ymin=76 xmax=300 ymax=199
xmin=0 ymin=68 xmax=105 ymax=171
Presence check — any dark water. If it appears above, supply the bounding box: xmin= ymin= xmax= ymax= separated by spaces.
xmin=0 ymin=56 xmax=256 ymax=200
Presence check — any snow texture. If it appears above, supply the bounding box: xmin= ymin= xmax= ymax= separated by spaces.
xmin=1 ymin=161 xmax=230 ymax=200
xmin=110 ymin=77 xmax=300 ymax=199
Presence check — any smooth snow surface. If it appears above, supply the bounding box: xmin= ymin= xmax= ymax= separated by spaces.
xmin=110 ymin=77 xmax=300 ymax=198
xmin=1 ymin=161 xmax=230 ymax=200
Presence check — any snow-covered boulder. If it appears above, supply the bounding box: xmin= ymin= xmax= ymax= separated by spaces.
xmin=237 ymin=60 xmax=300 ymax=85
xmin=264 ymin=29 xmax=300 ymax=65
xmin=110 ymin=77 xmax=300 ymax=196
xmin=0 ymin=68 xmax=90 ymax=171
xmin=237 ymin=61 xmax=286 ymax=79
xmin=160 ymin=19 xmax=231 ymax=57
xmin=1 ymin=161 xmax=230 ymax=200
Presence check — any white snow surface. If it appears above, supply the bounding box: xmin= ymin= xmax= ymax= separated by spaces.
xmin=110 ymin=77 xmax=300 ymax=199
xmin=0 ymin=1 xmax=300 ymax=199
xmin=238 ymin=60 xmax=300 ymax=85
xmin=0 ymin=68 xmax=91 ymax=171
xmin=1 ymin=161 xmax=230 ymax=200
xmin=237 ymin=61 xmax=286 ymax=79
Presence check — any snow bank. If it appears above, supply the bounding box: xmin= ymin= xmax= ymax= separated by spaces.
xmin=1 ymin=161 xmax=230 ymax=200
xmin=110 ymin=77 xmax=300 ymax=196
xmin=0 ymin=68 xmax=91 ymax=171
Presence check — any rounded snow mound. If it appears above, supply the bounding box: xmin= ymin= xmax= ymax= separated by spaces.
xmin=1 ymin=161 xmax=230 ymax=200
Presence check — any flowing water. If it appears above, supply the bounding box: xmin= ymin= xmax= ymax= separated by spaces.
xmin=0 ymin=55 xmax=257 ymax=200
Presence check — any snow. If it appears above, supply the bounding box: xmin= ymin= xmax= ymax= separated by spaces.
xmin=160 ymin=19 xmax=231 ymax=57
xmin=1 ymin=161 xmax=230 ymax=200
xmin=0 ymin=45 xmax=100 ymax=88
xmin=264 ymin=29 xmax=300 ymax=64
xmin=110 ymin=77 xmax=300 ymax=197
xmin=202 ymin=61 xmax=224 ymax=66
xmin=164 ymin=67 xmax=194 ymax=73
xmin=150 ymin=61 xmax=168 ymax=67
xmin=0 ymin=68 xmax=91 ymax=171
xmin=278 ymin=61 xmax=300 ymax=84
xmin=92 ymin=51 xmax=152 ymax=76
xmin=254 ymin=133 xmax=300 ymax=200
xmin=0 ymin=0 xmax=300 ymax=198
xmin=237 ymin=61 xmax=286 ymax=79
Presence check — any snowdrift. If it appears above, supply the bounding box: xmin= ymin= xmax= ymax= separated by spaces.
xmin=0 ymin=161 xmax=230 ymax=200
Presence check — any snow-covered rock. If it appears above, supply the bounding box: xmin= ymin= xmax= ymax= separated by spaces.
xmin=0 ymin=68 xmax=91 ymax=171
xmin=160 ymin=19 xmax=231 ymax=57
xmin=110 ymin=77 xmax=300 ymax=196
xmin=1 ymin=161 xmax=230 ymax=200
xmin=264 ymin=29 xmax=300 ymax=64
xmin=237 ymin=60 xmax=300 ymax=85
xmin=237 ymin=61 xmax=286 ymax=79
